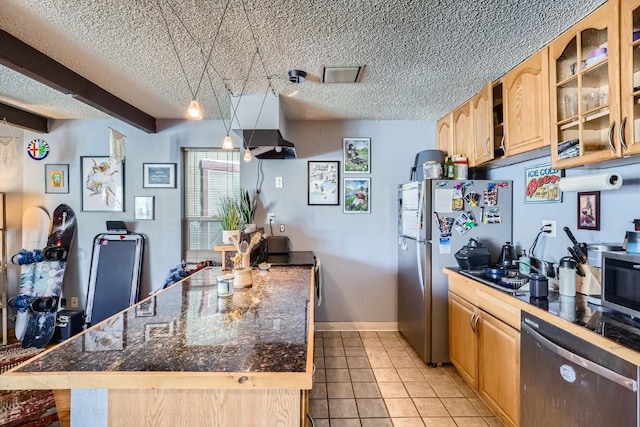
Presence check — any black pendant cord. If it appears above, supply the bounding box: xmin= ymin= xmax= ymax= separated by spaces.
xmin=164 ymin=0 xmax=232 ymax=99
xmin=156 ymin=0 xmax=195 ymax=100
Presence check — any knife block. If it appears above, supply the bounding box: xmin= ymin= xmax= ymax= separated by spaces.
xmin=577 ymin=264 xmax=601 ymax=296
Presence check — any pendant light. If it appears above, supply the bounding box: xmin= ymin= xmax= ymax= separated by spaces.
xmin=222 ymin=134 xmax=234 ymax=150
xmin=186 ymin=100 xmax=203 ymax=120
xmin=243 ymin=147 xmax=252 ymax=162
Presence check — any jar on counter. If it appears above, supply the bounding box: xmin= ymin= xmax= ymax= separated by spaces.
xmin=453 ymin=155 xmax=468 ymax=180
xmin=422 ymin=161 xmax=442 ymax=179
xmin=216 ymin=274 xmax=235 ymax=297
xmin=558 ymin=257 xmax=577 ymax=297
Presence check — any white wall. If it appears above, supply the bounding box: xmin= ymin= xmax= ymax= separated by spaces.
xmin=487 ymin=158 xmax=640 ymax=264
xmin=10 ymin=118 xmax=433 ymax=325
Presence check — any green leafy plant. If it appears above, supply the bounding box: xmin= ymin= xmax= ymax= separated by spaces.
xmin=218 ymin=197 xmax=240 ymax=230
xmin=238 ymin=189 xmax=257 ymax=225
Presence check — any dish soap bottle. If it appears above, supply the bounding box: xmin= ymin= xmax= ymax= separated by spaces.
xmin=519 ymin=250 xmax=531 ymax=276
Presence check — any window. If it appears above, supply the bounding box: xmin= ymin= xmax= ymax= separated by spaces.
xmin=183 ymin=148 xmax=239 ymax=263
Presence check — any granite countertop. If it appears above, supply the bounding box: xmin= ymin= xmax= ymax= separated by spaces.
xmin=450 ymin=268 xmax=640 ymax=355
xmin=12 ymin=266 xmax=313 ymax=379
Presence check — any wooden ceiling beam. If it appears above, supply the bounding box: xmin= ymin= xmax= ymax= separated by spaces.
xmin=0 ymin=102 xmax=49 ymax=133
xmin=0 ymin=29 xmax=157 ymax=133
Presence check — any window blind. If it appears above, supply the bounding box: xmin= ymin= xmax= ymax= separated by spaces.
xmin=182 ymin=148 xmax=239 ymax=263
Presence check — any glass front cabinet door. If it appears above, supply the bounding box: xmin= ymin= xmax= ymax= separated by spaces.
xmin=549 ymin=1 xmax=621 ymax=168
xmin=620 ymin=0 xmax=640 ymax=156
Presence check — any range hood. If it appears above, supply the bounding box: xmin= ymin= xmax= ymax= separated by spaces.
xmin=231 ymin=94 xmax=297 ymax=159
xmin=242 ymin=129 xmax=297 ymax=159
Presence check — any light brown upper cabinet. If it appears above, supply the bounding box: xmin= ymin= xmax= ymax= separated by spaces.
xmin=549 ymin=0 xmax=621 ymax=168
xmin=503 ymin=48 xmax=550 ymax=156
xmin=452 ymin=101 xmax=473 ymax=161
xmin=437 ymin=113 xmax=454 ymax=157
xmin=471 ymin=81 xmax=494 ymax=166
xmin=619 ymin=0 xmax=640 ymax=156
xmin=472 ymin=81 xmax=506 ymax=166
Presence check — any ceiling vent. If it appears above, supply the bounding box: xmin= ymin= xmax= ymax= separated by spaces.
xmin=322 ymin=66 xmax=363 ymax=83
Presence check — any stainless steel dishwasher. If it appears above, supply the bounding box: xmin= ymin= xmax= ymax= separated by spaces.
xmin=521 ymin=312 xmax=639 ymax=427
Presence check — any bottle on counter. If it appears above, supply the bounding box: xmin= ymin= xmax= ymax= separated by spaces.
xmin=444 ymin=156 xmax=455 ymax=179
xmin=558 ymin=257 xmax=577 ymax=297
xmin=519 ymin=250 xmax=531 ymax=276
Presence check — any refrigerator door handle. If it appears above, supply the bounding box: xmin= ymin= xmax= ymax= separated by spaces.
xmin=416 ymin=240 xmax=425 ymax=297
xmin=416 ymin=180 xmax=427 ymax=242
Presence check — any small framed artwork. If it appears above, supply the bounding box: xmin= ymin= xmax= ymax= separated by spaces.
xmin=143 ymin=163 xmax=177 ymax=188
xmin=81 ymin=156 xmax=124 ymax=212
xmin=343 ymin=137 xmax=370 ymax=173
xmin=577 ymin=191 xmax=600 ymax=230
xmin=524 ymin=163 xmax=563 ymax=203
xmin=308 ymin=161 xmax=340 ymax=205
xmin=134 ymin=196 xmax=155 ymax=220
xmin=45 ymin=164 xmax=69 ymax=194
xmin=344 ymin=177 xmax=371 ymax=214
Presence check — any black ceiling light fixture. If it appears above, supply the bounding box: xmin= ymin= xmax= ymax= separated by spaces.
xmin=322 ymin=65 xmax=364 ymax=83
xmin=288 ymin=69 xmax=307 ymax=83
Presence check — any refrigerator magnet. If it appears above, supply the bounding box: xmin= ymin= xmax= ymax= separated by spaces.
xmin=482 ymin=207 xmax=502 ymax=224
xmin=452 ymin=187 xmax=464 ymax=211
xmin=484 ymin=184 xmax=498 ymax=206
xmin=454 ymin=211 xmax=477 ymax=235
xmin=439 ymin=234 xmax=451 ymax=254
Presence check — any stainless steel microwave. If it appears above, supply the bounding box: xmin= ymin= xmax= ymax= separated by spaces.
xmin=602 ymin=251 xmax=640 ymax=317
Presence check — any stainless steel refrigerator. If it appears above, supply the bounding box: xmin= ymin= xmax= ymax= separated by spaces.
xmin=397 ymin=179 xmax=513 ymax=364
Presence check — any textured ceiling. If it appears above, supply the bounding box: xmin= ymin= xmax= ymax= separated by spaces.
xmin=0 ymin=0 xmax=607 ymax=123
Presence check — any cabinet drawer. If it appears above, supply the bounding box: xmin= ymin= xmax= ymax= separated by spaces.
xmin=477 ymin=291 xmax=521 ymax=330
xmin=448 ymin=275 xmax=478 ymax=305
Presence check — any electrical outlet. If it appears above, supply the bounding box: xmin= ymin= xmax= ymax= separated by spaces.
xmin=280 ymin=224 xmax=285 ymax=232
xmin=267 ymin=213 xmax=275 ymax=223
xmin=275 ymin=176 xmax=283 ymax=188
xmin=542 ymin=220 xmax=557 ymax=237
xmin=70 ymin=297 xmax=79 ymax=308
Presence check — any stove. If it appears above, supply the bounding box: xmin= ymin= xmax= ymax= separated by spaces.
xmin=458 ymin=269 xmax=529 ymax=293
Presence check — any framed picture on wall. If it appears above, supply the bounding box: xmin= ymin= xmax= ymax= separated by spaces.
xmin=524 ymin=163 xmax=563 ymax=203
xmin=134 ymin=196 xmax=155 ymax=220
xmin=344 ymin=177 xmax=370 ymax=214
xmin=143 ymin=163 xmax=176 ymax=188
xmin=44 ymin=164 xmax=69 ymax=194
xmin=577 ymin=191 xmax=600 ymax=230
xmin=81 ymin=156 xmax=124 ymax=212
xmin=343 ymin=137 xmax=370 ymax=173
xmin=308 ymin=161 xmax=339 ymax=205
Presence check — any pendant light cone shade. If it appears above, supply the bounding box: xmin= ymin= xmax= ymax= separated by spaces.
xmin=222 ymin=135 xmax=234 ymax=150
xmin=186 ymin=100 xmax=203 ymax=120
xmin=243 ymin=148 xmax=252 ymax=162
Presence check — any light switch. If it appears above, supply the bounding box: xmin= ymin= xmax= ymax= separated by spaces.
xmin=275 ymin=176 xmax=283 ymax=188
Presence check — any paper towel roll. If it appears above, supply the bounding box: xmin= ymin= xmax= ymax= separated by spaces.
xmin=559 ymin=173 xmax=623 ymax=192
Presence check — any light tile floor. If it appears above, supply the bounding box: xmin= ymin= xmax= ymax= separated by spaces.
xmin=310 ymin=331 xmax=504 ymax=427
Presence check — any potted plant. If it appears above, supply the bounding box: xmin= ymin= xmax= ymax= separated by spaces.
xmin=218 ymin=196 xmax=240 ymax=244
xmin=239 ymin=189 xmax=257 ymax=233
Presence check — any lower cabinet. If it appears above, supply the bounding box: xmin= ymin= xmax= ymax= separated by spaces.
xmin=478 ymin=310 xmax=520 ymax=426
xmin=448 ymin=290 xmax=520 ymax=427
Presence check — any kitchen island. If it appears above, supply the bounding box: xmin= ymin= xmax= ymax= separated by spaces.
xmin=0 ymin=266 xmax=315 ymax=427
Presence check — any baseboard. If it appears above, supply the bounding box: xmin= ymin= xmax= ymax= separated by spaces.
xmin=314 ymin=322 xmax=398 ymax=332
